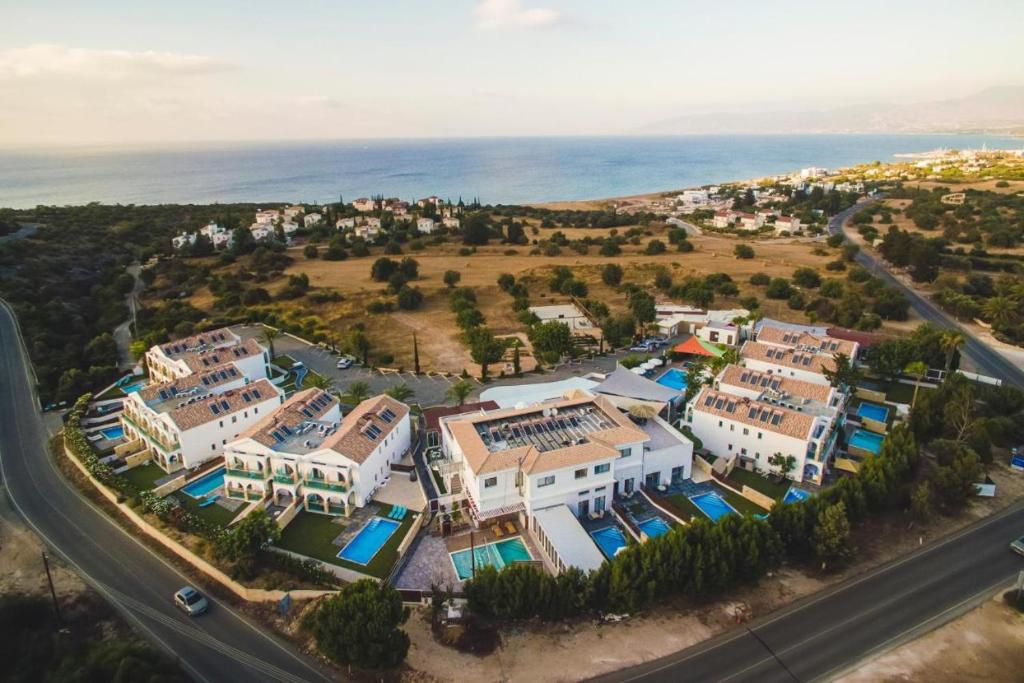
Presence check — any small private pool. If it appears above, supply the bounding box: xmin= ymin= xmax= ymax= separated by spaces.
xmin=637 ymin=517 xmax=671 ymax=538
xmin=655 ymin=368 xmax=687 ymax=392
xmin=338 ymin=517 xmax=401 ymax=565
xmin=857 ymin=402 xmax=889 ymax=424
xmin=782 ymin=487 xmax=811 ymax=505
xmin=450 ymin=537 xmax=532 ymax=580
xmin=849 ymin=429 xmax=885 ymax=456
xmin=690 ymin=491 xmax=737 ymax=522
xmin=181 ymin=467 xmax=225 ymax=499
xmin=99 ymin=425 xmax=124 ymax=440
xmin=590 ymin=526 xmax=628 ymax=559
xmin=121 ymin=381 xmax=147 ymax=394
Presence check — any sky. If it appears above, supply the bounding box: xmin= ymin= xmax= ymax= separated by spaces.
xmin=1 ymin=0 xmax=1022 ymax=146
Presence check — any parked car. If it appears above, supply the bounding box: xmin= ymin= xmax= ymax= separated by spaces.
xmin=336 ymin=357 xmax=353 ymax=369
xmin=174 ymin=586 xmax=209 ymax=616
xmin=1011 ymin=536 xmax=1024 ymax=558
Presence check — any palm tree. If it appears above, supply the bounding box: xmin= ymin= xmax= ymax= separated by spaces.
xmin=342 ymin=380 xmax=371 ymax=405
xmin=983 ymin=296 xmax=1016 ymax=332
xmin=385 ymin=383 xmax=414 ymax=402
xmin=940 ymin=330 xmax=964 ymax=373
xmin=446 ymin=379 xmax=474 ymax=406
xmin=904 ymin=360 xmax=928 ymax=410
xmin=259 ymin=327 xmax=281 ymax=361
xmin=304 ymin=373 xmax=336 ymax=394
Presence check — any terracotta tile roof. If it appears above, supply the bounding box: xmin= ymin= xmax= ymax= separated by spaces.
xmin=756 ymin=325 xmax=857 ymax=357
xmin=446 ymin=395 xmax=649 ymax=476
xmin=825 ymin=327 xmax=888 ymax=349
xmin=241 ymin=388 xmax=338 ymax=448
xmin=691 ymin=386 xmax=815 ymax=440
xmin=181 ymin=338 xmax=264 ymax=373
xmin=158 ymin=327 xmax=237 ymax=358
xmin=741 ymin=341 xmax=837 ymax=376
xmin=167 ymin=379 xmax=280 ymax=431
xmin=424 ymin=401 xmax=500 ymax=433
xmin=321 ymin=395 xmax=410 ymax=465
xmin=138 ymin=362 xmax=244 ymax=406
xmin=718 ymin=364 xmax=833 ymax=404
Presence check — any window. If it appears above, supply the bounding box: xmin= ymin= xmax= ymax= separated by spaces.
xmin=718 ymin=420 xmax=723 ymax=428
xmin=730 ymin=424 xmax=734 ymax=432
xmin=594 ymin=463 xmax=610 ymax=475
xmin=575 ymin=468 xmax=587 ymax=480
xmin=743 ymin=428 xmax=749 ymax=435
xmin=757 ymin=432 xmax=763 ymax=439
xmin=620 ymin=448 xmax=632 ymax=458
xmin=231 ymin=415 xmax=237 ymax=424
xmin=727 ymin=443 xmax=733 ymax=451
xmin=538 ymin=475 xmax=555 ymax=487
xmin=484 ymin=477 xmax=497 ymax=488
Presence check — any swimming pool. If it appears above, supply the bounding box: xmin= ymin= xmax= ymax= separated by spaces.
xmin=338 ymin=517 xmax=401 ymax=565
xmin=181 ymin=467 xmax=225 ymax=498
xmin=637 ymin=517 xmax=671 ymax=538
xmin=100 ymin=425 xmax=124 ymax=440
xmin=590 ymin=526 xmax=628 ymax=559
xmin=449 ymin=537 xmax=532 ymax=580
xmin=121 ymin=381 xmax=147 ymax=394
xmin=655 ymin=368 xmax=687 ymax=392
xmin=849 ymin=429 xmax=885 ymax=455
xmin=689 ymin=492 xmax=737 ymax=522
xmin=857 ymin=402 xmax=889 ymax=423
xmin=782 ymin=487 xmax=811 ymax=505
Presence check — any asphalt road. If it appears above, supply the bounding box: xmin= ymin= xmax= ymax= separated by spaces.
xmin=596 ymin=501 xmax=1024 ymax=683
xmin=828 ymin=200 xmax=1024 ymax=389
xmin=0 ymin=304 xmax=332 ymax=683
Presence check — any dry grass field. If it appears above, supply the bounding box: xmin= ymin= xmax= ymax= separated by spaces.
xmin=175 ymin=223 xmax=846 ymax=373
xmin=912 ymin=178 xmax=1024 ymax=194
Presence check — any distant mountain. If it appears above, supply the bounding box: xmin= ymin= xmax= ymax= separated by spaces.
xmin=639 ymin=86 xmax=1024 ymax=135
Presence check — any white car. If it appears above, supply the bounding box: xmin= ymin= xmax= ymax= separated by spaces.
xmin=174 ymin=586 xmax=209 ymax=616
xmin=1011 ymin=535 xmax=1024 ymax=558
xmin=336 ymin=357 xmax=354 ymax=369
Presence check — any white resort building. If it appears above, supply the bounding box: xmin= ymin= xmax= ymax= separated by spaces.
xmin=222 ymin=391 xmax=412 ymax=515
xmin=144 ymin=328 xmax=270 ymax=384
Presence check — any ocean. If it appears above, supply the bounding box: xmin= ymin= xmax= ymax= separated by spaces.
xmin=0 ymin=134 xmax=1020 ymax=209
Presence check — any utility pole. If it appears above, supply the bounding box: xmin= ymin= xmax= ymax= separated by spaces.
xmin=42 ymin=552 xmax=64 ymax=631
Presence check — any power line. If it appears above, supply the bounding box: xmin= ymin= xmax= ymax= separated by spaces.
xmin=746 ymin=626 xmax=800 ymax=683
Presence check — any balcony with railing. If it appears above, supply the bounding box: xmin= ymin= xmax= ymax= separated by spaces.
xmin=121 ymin=413 xmax=179 ymax=453
xmin=225 ymin=466 xmax=268 ymax=481
xmin=273 ymin=470 xmax=297 ymax=485
xmin=227 ymin=487 xmax=264 ymax=502
xmin=303 ymin=476 xmax=348 ymax=493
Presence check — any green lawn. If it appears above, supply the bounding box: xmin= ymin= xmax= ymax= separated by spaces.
xmin=430 ymin=467 xmax=447 ymax=494
xmin=275 ymin=504 xmax=418 ymax=579
xmin=726 ymin=468 xmax=790 ymax=501
xmin=120 ymin=462 xmax=165 ymax=492
xmin=272 ymin=355 xmax=295 ymax=370
xmin=714 ymin=483 xmax=771 ymax=515
xmin=169 ymin=492 xmax=239 ymax=527
xmin=665 ymin=494 xmax=702 ymax=522
xmin=272 ymin=354 xmax=326 ymax=395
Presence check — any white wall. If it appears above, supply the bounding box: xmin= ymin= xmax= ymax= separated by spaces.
xmin=687 ymin=408 xmax=811 ymax=482
xmin=743 ymin=358 xmax=831 ymax=386
xmin=177 ymin=394 xmax=282 ymax=469
xmin=349 ymin=414 xmax=411 ymax=506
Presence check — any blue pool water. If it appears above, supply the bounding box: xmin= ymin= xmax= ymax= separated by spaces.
xmin=690 ymin=492 xmax=737 ymax=522
xmin=590 ymin=526 xmax=628 ymax=559
xmin=849 ymin=429 xmax=885 ymax=455
xmin=857 ymin=403 xmax=889 ymax=423
xmin=638 ymin=517 xmax=671 ymax=538
xmin=450 ymin=537 xmax=532 ymax=580
xmin=783 ymin=487 xmax=811 ymax=505
xmin=338 ymin=517 xmax=401 ymax=565
xmin=655 ymin=368 xmax=687 ymax=392
xmin=121 ymin=381 xmax=147 ymax=394
xmin=181 ymin=467 xmax=225 ymax=498
xmin=100 ymin=426 xmax=124 ymax=440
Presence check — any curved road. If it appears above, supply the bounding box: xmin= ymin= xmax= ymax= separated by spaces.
xmin=0 ymin=303 xmax=330 ymax=683
xmin=829 ymin=200 xmax=1024 ymax=388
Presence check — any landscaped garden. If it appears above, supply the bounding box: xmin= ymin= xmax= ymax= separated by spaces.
xmin=726 ymin=467 xmax=790 ymax=501
xmin=275 ymin=503 xmax=418 ymax=579
xmin=168 ymin=491 xmax=239 ymax=527
xmin=272 ymin=354 xmax=327 ymax=394
xmin=119 ymin=462 xmax=166 ymax=492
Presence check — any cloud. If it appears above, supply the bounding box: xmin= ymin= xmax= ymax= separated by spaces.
xmin=0 ymin=44 xmax=233 ymax=82
xmin=474 ymin=0 xmax=562 ymax=30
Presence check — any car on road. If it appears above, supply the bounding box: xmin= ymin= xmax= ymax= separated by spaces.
xmin=1011 ymin=536 xmax=1024 ymax=558
xmin=174 ymin=586 xmax=209 ymax=616
xmin=336 ymin=357 xmax=354 ymax=369
xmin=628 ymin=345 xmax=652 ymax=353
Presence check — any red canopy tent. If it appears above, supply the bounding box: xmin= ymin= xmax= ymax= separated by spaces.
xmin=672 ymin=335 xmax=725 ymax=358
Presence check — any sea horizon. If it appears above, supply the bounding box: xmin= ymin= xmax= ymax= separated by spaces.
xmin=2 ymin=133 xmax=1021 ymax=210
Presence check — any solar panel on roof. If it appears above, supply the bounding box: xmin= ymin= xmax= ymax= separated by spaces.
xmin=271 ymin=430 xmax=284 ymax=443
xmin=252 ymin=389 xmax=261 ymax=398
xmin=280 ymin=425 xmax=292 ymax=435
xmin=210 ymin=403 xmax=220 ymax=414
xmin=302 ymin=408 xmax=312 ymax=418
xmin=748 ymin=407 xmax=758 ymax=418
xmin=759 ymin=411 xmax=769 ymax=422
xmin=229 ymin=367 xmax=237 ymax=376
xmin=220 ymin=400 xmax=229 ymax=410
xmin=242 ymin=392 xmax=251 ymax=402
xmin=771 ymin=414 xmax=782 ymax=425
xmin=726 ymin=402 xmax=735 ymax=413
xmin=201 ymin=376 xmax=209 ymax=385
xmin=705 ymin=395 xmax=715 ymax=406
xmin=802 ymin=357 xmax=812 ymax=366
xmin=380 ymin=408 xmax=396 ymax=423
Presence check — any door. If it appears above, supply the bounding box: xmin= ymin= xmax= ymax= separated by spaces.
xmin=578 ymin=499 xmax=590 ymax=519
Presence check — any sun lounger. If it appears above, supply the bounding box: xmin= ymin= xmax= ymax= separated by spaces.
xmin=492 ymin=524 xmax=504 ymax=538
xmin=504 ymin=521 xmax=516 ymax=534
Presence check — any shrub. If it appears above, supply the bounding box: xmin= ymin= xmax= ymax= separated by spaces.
xmin=734 ymin=244 xmax=755 ymax=259
xmin=303 ymin=245 xmax=319 ymax=259
xmin=749 ymin=272 xmax=770 ymax=286
xmin=765 ymin=278 xmax=792 ymax=299
xmin=646 ymin=240 xmax=667 ymax=255
xmin=602 ymin=264 xmax=623 ymax=286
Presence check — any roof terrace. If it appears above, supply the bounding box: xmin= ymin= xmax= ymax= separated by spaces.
xmin=473 ymin=403 xmax=617 ymax=454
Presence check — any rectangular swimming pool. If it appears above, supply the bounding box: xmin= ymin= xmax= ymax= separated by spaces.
xmin=590 ymin=526 xmax=628 ymax=559
xmin=181 ymin=467 xmax=225 ymax=498
xmin=100 ymin=425 xmax=124 ymax=440
xmin=782 ymin=487 xmax=811 ymax=505
xmin=637 ymin=517 xmax=671 ymax=538
xmin=121 ymin=381 xmax=147 ymax=394
xmin=849 ymin=429 xmax=885 ymax=455
xmin=449 ymin=537 xmax=532 ymax=580
xmin=338 ymin=517 xmax=401 ymax=565
xmin=857 ymin=402 xmax=889 ymax=423
xmin=655 ymin=368 xmax=687 ymax=392
xmin=689 ymin=491 xmax=738 ymax=522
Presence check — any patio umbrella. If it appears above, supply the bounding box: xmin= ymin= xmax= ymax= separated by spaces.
xmin=649 ymin=358 xmax=665 ymax=366
xmin=631 ymin=366 xmax=646 ymax=374
xmin=628 ymin=403 xmax=658 ymax=419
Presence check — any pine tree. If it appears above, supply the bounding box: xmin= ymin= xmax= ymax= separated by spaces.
xmin=412 ymin=333 xmax=420 ymax=374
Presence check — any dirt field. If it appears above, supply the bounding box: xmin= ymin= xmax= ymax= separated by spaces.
xmin=913 ymin=178 xmax=1024 ymax=194
xmin=838 ymin=596 xmax=1024 ymax=683
xmin=0 ymin=506 xmax=85 ymax=599
xmin=402 ymin=463 xmax=1024 ymax=682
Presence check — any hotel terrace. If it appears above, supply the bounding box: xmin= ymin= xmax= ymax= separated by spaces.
xmin=145 ymin=327 xmax=269 ymax=384
xmin=223 ymin=390 xmax=411 ymax=515
xmin=119 ymin=365 xmax=282 ymax=473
